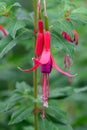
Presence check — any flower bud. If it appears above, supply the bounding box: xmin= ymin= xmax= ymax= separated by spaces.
xmin=62 ymin=31 xmax=73 ymax=42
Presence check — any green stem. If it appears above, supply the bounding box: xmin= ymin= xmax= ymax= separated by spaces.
xmin=33 ymin=0 xmax=38 ymax=130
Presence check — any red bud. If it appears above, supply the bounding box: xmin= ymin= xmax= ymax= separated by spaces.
xmin=62 ymin=31 xmax=73 ymax=42
xmin=66 ymin=17 xmax=71 ymax=22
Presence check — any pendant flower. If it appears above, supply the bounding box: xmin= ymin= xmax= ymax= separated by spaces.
xmin=62 ymin=28 xmax=78 ymax=82
xmin=18 ymin=30 xmax=77 ymax=107
xmin=62 ymin=29 xmax=78 ymax=69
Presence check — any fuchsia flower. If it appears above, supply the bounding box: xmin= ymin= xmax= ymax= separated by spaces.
xmin=62 ymin=30 xmax=78 ymax=70
xmin=62 ymin=23 xmax=78 ymax=82
xmin=62 ymin=30 xmax=78 ymax=69
xmin=18 ymin=29 xmax=76 ymax=107
xmin=18 ymin=0 xmax=77 ymax=118
xmin=0 ymin=25 xmax=7 ymax=36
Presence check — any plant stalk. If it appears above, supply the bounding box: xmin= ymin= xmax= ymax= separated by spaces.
xmin=33 ymin=0 xmax=38 ymax=130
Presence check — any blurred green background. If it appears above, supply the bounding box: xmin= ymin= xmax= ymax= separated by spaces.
xmin=0 ymin=0 xmax=87 ymax=130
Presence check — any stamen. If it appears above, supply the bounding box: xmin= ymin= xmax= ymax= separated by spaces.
xmin=42 ymin=73 xmax=48 ymax=107
xmin=47 ymin=74 xmax=50 ymax=96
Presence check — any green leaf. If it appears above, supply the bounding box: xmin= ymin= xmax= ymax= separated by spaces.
xmin=49 ymin=87 xmax=73 ymax=99
xmin=6 ymin=20 xmax=26 ymax=38
xmin=39 ymin=116 xmax=73 ymax=130
xmin=51 ymin=29 xmax=74 ymax=58
xmin=39 ymin=118 xmax=55 ymax=130
xmin=0 ymin=35 xmax=12 ymax=49
xmin=24 ymin=126 xmax=34 ymax=130
xmin=6 ymin=2 xmax=21 ymax=13
xmin=0 ymin=82 xmax=34 ymax=114
xmin=9 ymin=105 xmax=33 ymax=124
xmin=0 ymin=2 xmax=6 ymax=14
xmin=46 ymin=104 xmax=68 ymax=125
xmin=56 ymin=124 xmax=73 ymax=130
xmin=0 ymin=2 xmax=21 ymax=15
xmin=70 ymin=8 xmax=87 ymax=24
xmin=11 ymin=21 xmax=26 ymax=38
xmin=74 ymin=86 xmax=87 ymax=93
xmin=0 ymin=94 xmax=24 ymax=113
xmin=51 ymin=19 xmax=73 ymax=37
xmin=16 ymin=82 xmax=32 ymax=94
xmin=71 ymin=8 xmax=87 ymax=15
xmin=0 ymin=102 xmax=8 ymax=113
xmin=73 ymin=115 xmax=87 ymax=127
xmin=0 ymin=29 xmax=33 ymax=58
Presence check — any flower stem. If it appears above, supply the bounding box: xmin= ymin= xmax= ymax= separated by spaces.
xmin=33 ymin=0 xmax=38 ymax=130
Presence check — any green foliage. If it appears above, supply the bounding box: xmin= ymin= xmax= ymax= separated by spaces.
xmin=0 ymin=82 xmax=33 ymax=124
xmin=0 ymin=29 xmax=33 ymax=58
xmin=39 ymin=116 xmax=73 ymax=130
xmin=0 ymin=2 xmax=21 ymax=15
xmin=0 ymin=0 xmax=87 ymax=130
xmin=51 ymin=29 xmax=74 ymax=58
xmin=49 ymin=87 xmax=73 ymax=99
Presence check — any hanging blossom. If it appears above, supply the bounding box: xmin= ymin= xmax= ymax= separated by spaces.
xmin=62 ymin=29 xmax=78 ymax=70
xmin=18 ymin=1 xmax=77 ymax=117
xmin=61 ymin=20 xmax=78 ymax=82
xmin=0 ymin=25 xmax=7 ymax=36
xmin=62 ymin=24 xmax=78 ymax=70
xmin=18 ymin=0 xmax=78 ymax=119
xmin=18 ymin=29 xmax=77 ymax=107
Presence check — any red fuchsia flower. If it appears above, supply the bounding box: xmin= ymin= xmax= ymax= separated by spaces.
xmin=62 ymin=29 xmax=78 ymax=69
xmin=0 ymin=25 xmax=7 ymax=36
xmin=62 ymin=28 xmax=78 ymax=83
xmin=18 ymin=30 xmax=77 ymax=107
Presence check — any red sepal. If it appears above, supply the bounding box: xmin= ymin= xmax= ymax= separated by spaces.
xmin=44 ymin=31 xmax=50 ymax=51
